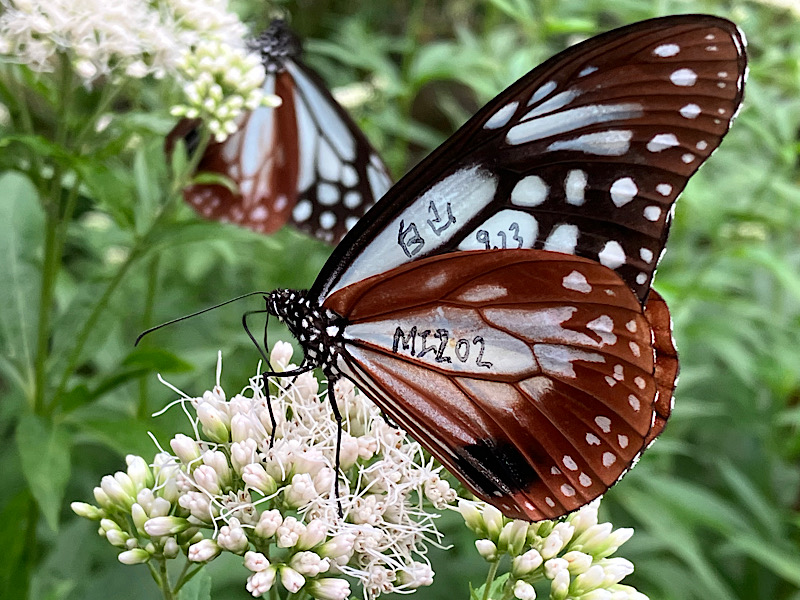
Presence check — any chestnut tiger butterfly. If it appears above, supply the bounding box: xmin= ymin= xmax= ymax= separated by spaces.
xmin=258 ymin=15 xmax=744 ymax=521
xmin=168 ymin=19 xmax=392 ymax=244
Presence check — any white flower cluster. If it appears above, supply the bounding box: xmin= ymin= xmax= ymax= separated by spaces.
xmin=460 ymin=500 xmax=648 ymax=600
xmin=169 ymin=39 xmax=278 ymax=142
xmin=73 ymin=342 xmax=453 ymax=599
xmin=0 ymin=0 xmax=242 ymax=82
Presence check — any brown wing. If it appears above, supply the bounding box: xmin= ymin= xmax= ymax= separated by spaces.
xmin=325 ymin=249 xmax=668 ymax=520
xmin=643 ymin=289 xmax=678 ymax=445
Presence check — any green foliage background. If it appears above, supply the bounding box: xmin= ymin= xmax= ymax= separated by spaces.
xmin=1 ymin=0 xmax=800 ymax=598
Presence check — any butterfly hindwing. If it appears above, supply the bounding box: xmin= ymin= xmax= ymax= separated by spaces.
xmin=170 ymin=19 xmax=392 ymax=244
xmin=325 ymin=249 xmax=665 ymax=520
xmin=314 ymin=15 xmax=746 ymax=303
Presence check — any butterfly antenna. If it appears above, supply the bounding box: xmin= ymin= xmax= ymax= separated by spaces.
xmin=242 ymin=307 xmax=272 ymax=368
xmin=135 ymin=291 xmax=272 ymax=346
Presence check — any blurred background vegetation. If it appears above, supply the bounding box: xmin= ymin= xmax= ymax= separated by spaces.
xmin=1 ymin=0 xmax=800 ymax=598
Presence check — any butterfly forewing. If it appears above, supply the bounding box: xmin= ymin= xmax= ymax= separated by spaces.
xmin=170 ymin=19 xmax=392 ymax=244
xmin=325 ymin=250 xmax=662 ymax=520
xmin=314 ymin=15 xmax=746 ymax=303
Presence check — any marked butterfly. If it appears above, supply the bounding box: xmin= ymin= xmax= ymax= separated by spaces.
xmin=260 ymin=15 xmax=745 ymax=520
xmin=168 ymin=19 xmax=392 ymax=244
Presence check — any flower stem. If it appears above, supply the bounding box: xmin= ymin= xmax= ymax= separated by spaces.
xmin=158 ymin=557 xmax=175 ymax=600
xmin=482 ymin=560 xmax=501 ymax=600
xmin=32 ymin=206 xmax=60 ymax=413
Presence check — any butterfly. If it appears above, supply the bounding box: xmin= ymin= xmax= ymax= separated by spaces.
xmin=258 ymin=14 xmax=745 ymax=521
xmin=168 ymin=19 xmax=392 ymax=244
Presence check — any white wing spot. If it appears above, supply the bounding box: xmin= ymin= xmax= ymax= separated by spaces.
xmin=653 ymin=43 xmax=680 ymax=57
xmin=547 ymin=129 xmax=633 ymax=156
xmin=318 ymin=182 xmax=339 ymax=206
xmin=680 ymin=103 xmax=701 ymax=119
xmin=560 ymin=484 xmax=576 ymax=497
xmin=320 ymin=211 xmax=337 ymax=230
xmin=640 ymin=248 xmax=653 ymax=263
xmin=546 ymin=496 xmax=556 ymax=507
xmin=343 ymin=191 xmax=361 ymax=209
xmin=579 ymin=473 xmax=593 ymax=487
xmin=250 ymin=205 xmax=269 ymax=221
xmin=613 ymin=364 xmax=625 ymax=381
xmin=458 ymin=284 xmax=509 ymax=303
xmin=644 ymin=206 xmax=662 ymax=222
xmin=587 ymin=315 xmax=616 ymax=345
xmin=595 ymin=416 xmax=612 ymax=433
xmin=647 ymin=133 xmax=679 ymax=153
xmin=696 ymin=140 xmax=708 ymax=151
xmin=551 ymin=466 xmax=562 ymax=475
xmin=718 ymin=108 xmax=726 ymax=115
xmin=634 ymin=376 xmax=646 ymax=390
xmin=656 ymin=183 xmax=673 ymax=196
xmin=628 ymin=395 xmax=641 ymax=411
xmin=586 ymin=433 xmax=601 ymax=445
xmin=670 ymin=68 xmax=697 ymax=86
xmin=544 ymin=223 xmax=579 ymax=254
xmin=610 ymin=177 xmax=638 ymax=207
xmin=598 ymin=240 xmax=626 ymax=269
xmin=345 ymin=216 xmax=358 ymax=231
xmin=484 ymin=101 xmax=519 ymax=129
xmin=511 ymin=175 xmax=549 ymax=207
xmin=626 ymin=320 xmax=637 ymax=333
xmin=718 ymin=71 xmax=728 ymax=78
xmin=562 ymin=270 xmax=591 ymax=293
xmin=717 ymin=81 xmax=727 ymax=89
xmin=706 ymin=45 xmax=718 ymax=51
xmin=605 ymin=375 xmax=617 ymax=387
xmin=341 ymin=165 xmax=358 ymax=187
xmin=682 ymin=153 xmax=696 ymax=164
xmin=563 ymin=455 xmax=578 ymax=471
xmin=509 ymin=103 xmax=640 ymax=146
xmin=579 ymin=66 xmax=598 ymax=77
xmin=602 ymin=452 xmax=616 ymax=467
xmin=636 ymin=272 xmax=647 ymax=285
xmin=629 ymin=341 xmax=641 ymax=357
xmin=618 ymin=434 xmax=629 ymax=449
xmin=565 ymin=169 xmax=588 ymax=206
xmin=293 ymin=199 xmax=313 ymax=223
xmin=705 ymin=34 xmax=716 ymax=40
xmin=529 ymin=81 xmax=557 ymax=105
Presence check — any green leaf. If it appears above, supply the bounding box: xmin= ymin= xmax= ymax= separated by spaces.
xmin=178 ymin=567 xmax=211 ymax=600
xmin=0 ymin=171 xmax=43 ymax=393
xmin=0 ymin=490 xmax=33 ymax=598
xmin=123 ymin=347 xmax=194 ymax=373
xmin=15 ymin=414 xmax=72 ymax=532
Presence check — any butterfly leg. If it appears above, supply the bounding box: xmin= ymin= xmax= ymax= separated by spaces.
xmin=326 ymin=378 xmax=344 ymax=518
xmin=261 ymin=372 xmax=277 ymax=449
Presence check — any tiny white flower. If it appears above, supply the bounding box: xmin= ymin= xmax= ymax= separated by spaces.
xmin=187 ymin=538 xmax=221 ymax=562
xmin=289 ymin=550 xmax=330 ymax=576
xmin=244 ymin=550 xmax=270 ymax=572
xmin=218 ymin=517 xmax=249 ymax=554
xmin=171 ymin=434 xmax=201 ymax=465
xmin=514 ymin=579 xmax=537 ymax=600
xmin=475 ymin=539 xmax=498 ymax=561
xmin=279 ymin=565 xmax=305 ymax=593
xmin=118 ymin=548 xmax=150 ymax=565
xmin=254 ymin=509 xmax=283 ymax=539
xmin=246 ymin=566 xmax=277 ymax=596
xmin=307 ymin=578 xmax=351 ymax=600
xmin=144 ymin=516 xmax=190 ymax=537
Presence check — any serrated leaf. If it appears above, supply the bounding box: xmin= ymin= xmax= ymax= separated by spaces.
xmin=16 ymin=414 xmax=72 ymax=531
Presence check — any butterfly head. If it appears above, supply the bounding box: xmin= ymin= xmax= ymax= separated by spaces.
xmin=252 ymin=19 xmax=302 ymax=73
xmin=267 ymin=289 xmax=346 ymax=374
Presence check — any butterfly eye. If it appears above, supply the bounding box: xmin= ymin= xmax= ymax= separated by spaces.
xmin=168 ymin=19 xmax=392 ymax=245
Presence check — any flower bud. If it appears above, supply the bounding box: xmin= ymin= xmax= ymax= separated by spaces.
xmin=458 ymin=500 xmax=483 ymax=533
xmin=218 ymin=517 xmax=249 ymax=554
xmin=163 ymin=537 xmax=179 ymax=559
xmin=284 ymin=473 xmax=317 ymax=508
xmin=254 ymin=509 xmax=283 ymax=539
xmin=544 ymin=558 xmax=569 ymax=580
xmin=563 ymin=550 xmax=593 ymax=575
xmin=581 ymin=590 xmax=613 ymax=600
xmin=193 ymin=465 xmax=221 ymax=495
xmin=131 ymin=503 xmax=148 ymax=533
xmin=318 ymin=532 xmax=355 ymax=562
xmin=244 ymin=550 xmax=270 ymax=572
xmin=512 ymin=549 xmax=543 ymax=577
xmin=150 ymin=497 xmax=172 ymax=518
xmin=396 ymin=562 xmax=434 ymax=588
xmin=513 ymin=579 xmax=537 ymax=600
xmin=171 ymin=434 xmax=202 ymax=466
xmin=297 ymin=519 xmax=327 ymax=550
xmin=290 ymin=551 xmax=330 ymax=576
xmin=100 ymin=474 xmax=135 ymax=510
xmin=202 ymin=450 xmax=232 ymax=488
xmin=197 ymin=403 xmax=229 ymax=443
xmin=106 ymin=529 xmax=130 ymax=548
xmin=126 ymin=455 xmax=153 ymax=490
xmin=188 ymin=538 xmax=221 ymax=562
xmin=599 ymin=558 xmax=634 ymax=585
xmin=276 ymin=516 xmax=304 ymax=548
xmin=482 ymin=504 xmax=504 ymax=539
xmin=118 ymin=548 xmax=150 ymax=565
xmin=242 ymin=463 xmax=277 ymax=495
xmin=279 ymin=565 xmax=306 ymax=593
xmin=498 ymin=519 xmax=529 ymax=556
xmin=144 ymin=516 xmax=191 ymax=537
xmin=550 ymin=568 xmax=570 ymax=600
xmin=231 ymin=413 xmax=255 ymax=443
xmin=92 ymin=486 xmax=112 ymax=509
xmin=247 ymin=566 xmax=277 ymax=596
xmin=231 ymin=439 xmax=258 ymax=473
xmin=475 ymin=539 xmax=498 ymax=561
xmin=71 ymin=502 xmax=104 ymax=520
xmin=573 ymin=565 xmax=606 ymax=593
xmin=306 ymin=578 xmax=351 ymax=600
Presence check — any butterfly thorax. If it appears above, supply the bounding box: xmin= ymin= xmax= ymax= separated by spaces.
xmin=252 ymin=19 xmax=302 ymax=74
xmin=267 ymin=289 xmax=347 ymax=377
